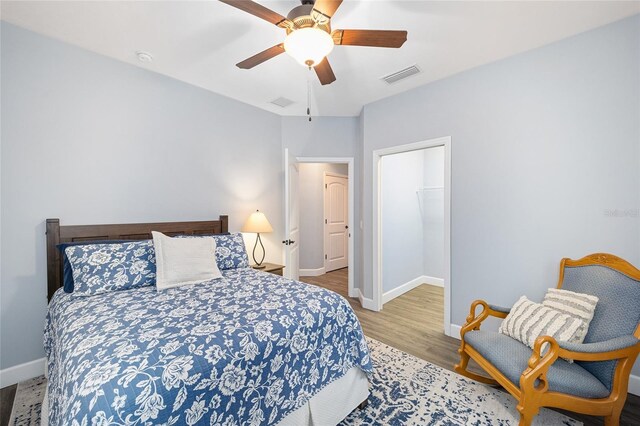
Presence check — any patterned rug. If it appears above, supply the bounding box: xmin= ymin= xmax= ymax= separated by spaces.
xmin=8 ymin=375 xmax=45 ymax=426
xmin=9 ymin=338 xmax=579 ymax=425
xmin=341 ymin=338 xmax=580 ymax=425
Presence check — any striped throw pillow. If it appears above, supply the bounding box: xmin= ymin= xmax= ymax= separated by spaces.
xmin=499 ymin=296 xmax=583 ymax=355
xmin=543 ymin=288 xmax=598 ymax=344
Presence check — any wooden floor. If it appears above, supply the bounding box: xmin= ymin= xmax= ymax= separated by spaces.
xmin=300 ymin=268 xmax=640 ymax=426
xmin=0 ymin=383 xmax=15 ymax=426
xmin=1 ymin=269 xmax=638 ymax=425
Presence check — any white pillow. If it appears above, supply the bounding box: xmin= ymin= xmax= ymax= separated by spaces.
xmin=152 ymin=231 xmax=222 ymax=291
xmin=543 ymin=288 xmax=598 ymax=344
xmin=499 ymin=296 xmax=583 ymax=356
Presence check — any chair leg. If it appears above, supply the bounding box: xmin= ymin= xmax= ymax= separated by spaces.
xmin=454 ymin=348 xmax=471 ymax=373
xmin=604 ymin=405 xmax=623 ymax=426
xmin=518 ymin=412 xmax=533 ymax=426
xmin=517 ymin=403 xmax=537 ymax=426
xmin=358 ymin=399 xmax=368 ymax=410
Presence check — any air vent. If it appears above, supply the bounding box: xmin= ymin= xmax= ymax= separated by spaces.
xmin=270 ymin=97 xmax=295 ymax=108
xmin=381 ymin=65 xmax=421 ymax=84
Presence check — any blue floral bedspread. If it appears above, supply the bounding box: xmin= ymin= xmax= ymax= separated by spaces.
xmin=44 ymin=268 xmax=372 ymax=426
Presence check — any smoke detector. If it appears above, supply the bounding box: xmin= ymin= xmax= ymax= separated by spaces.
xmin=136 ymin=51 xmax=153 ymax=63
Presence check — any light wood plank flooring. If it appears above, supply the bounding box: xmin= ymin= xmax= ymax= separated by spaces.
xmin=300 ymin=268 xmax=640 ymax=426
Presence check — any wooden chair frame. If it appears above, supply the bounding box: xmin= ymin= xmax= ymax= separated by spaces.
xmin=454 ymin=253 xmax=640 ymax=426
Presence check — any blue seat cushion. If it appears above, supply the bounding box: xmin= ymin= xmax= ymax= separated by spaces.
xmin=465 ymin=330 xmax=610 ymax=399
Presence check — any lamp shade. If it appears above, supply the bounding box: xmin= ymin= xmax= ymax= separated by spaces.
xmin=242 ymin=210 xmax=273 ymax=233
xmin=284 ymin=27 xmax=334 ymax=67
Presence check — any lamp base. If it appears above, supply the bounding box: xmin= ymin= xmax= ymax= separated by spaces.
xmin=252 ymin=233 xmax=266 ymax=268
xmin=252 ymin=265 xmax=266 ymax=270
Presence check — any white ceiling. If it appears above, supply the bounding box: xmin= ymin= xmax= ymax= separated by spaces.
xmin=2 ymin=1 xmax=639 ymax=117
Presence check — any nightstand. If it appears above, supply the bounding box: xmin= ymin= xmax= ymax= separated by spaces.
xmin=252 ymin=263 xmax=285 ymax=276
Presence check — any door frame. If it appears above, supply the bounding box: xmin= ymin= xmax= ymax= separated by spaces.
xmin=323 ymin=171 xmax=349 ymax=274
xmin=283 ymin=149 xmax=300 ymax=281
xmin=296 ymin=157 xmax=356 ymax=299
xmin=372 ymin=136 xmax=452 ymax=336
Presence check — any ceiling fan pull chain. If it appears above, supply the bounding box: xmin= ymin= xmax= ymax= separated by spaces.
xmin=307 ymin=67 xmax=312 ymax=122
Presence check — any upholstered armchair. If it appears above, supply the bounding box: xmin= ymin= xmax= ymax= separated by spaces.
xmin=455 ymin=253 xmax=640 ymax=426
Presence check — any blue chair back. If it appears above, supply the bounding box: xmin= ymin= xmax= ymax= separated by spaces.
xmin=560 ymin=256 xmax=640 ymax=391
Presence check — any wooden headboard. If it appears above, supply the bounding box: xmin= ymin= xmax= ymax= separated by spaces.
xmin=46 ymin=215 xmax=229 ymax=301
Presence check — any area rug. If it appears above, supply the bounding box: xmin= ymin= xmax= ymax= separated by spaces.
xmin=10 ymin=338 xmax=579 ymax=425
xmin=340 ymin=338 xmax=580 ymax=425
xmin=8 ymin=375 xmax=45 ymax=426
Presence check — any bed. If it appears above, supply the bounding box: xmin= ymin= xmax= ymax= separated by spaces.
xmin=43 ymin=216 xmax=371 ymax=426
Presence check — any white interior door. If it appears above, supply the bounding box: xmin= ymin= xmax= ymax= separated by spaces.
xmin=284 ymin=149 xmax=300 ymax=280
xmin=324 ymin=174 xmax=348 ymax=272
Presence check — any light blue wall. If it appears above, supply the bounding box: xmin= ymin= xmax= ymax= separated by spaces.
xmin=362 ymin=12 xmax=640 ymax=351
xmin=0 ymin=23 xmax=284 ymax=370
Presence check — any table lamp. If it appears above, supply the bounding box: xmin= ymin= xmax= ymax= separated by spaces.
xmin=242 ymin=210 xmax=273 ymax=268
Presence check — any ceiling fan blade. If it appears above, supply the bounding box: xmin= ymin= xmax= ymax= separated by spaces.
xmin=312 ymin=0 xmax=343 ymax=19
xmin=219 ymin=0 xmax=287 ymax=26
xmin=314 ymin=57 xmax=336 ymax=85
xmin=332 ymin=29 xmax=408 ymax=48
xmin=236 ymin=44 xmax=285 ymax=69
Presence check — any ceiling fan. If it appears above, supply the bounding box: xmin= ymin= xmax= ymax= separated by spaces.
xmin=220 ymin=0 xmax=408 ymax=85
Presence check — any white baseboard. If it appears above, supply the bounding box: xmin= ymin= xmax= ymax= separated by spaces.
xmin=423 ymin=275 xmax=444 ymax=287
xmin=629 ymin=373 xmax=640 ymax=396
xmin=348 ymin=287 xmax=358 ymax=298
xmin=448 ymin=323 xmax=640 ymax=397
xmin=0 ymin=357 xmax=46 ymax=388
xmin=299 ymin=267 xmax=326 ymax=277
xmin=358 ymin=288 xmax=377 ymax=311
xmin=382 ymin=275 xmax=432 ymax=304
xmin=450 ymin=323 xmax=462 ymax=340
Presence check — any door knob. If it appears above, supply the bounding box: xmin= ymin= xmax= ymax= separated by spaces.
xmin=345 ymin=225 xmax=349 ymax=229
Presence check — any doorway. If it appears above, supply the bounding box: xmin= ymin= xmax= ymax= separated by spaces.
xmin=372 ymin=137 xmax=452 ymax=336
xmin=283 ymin=151 xmax=356 ymax=299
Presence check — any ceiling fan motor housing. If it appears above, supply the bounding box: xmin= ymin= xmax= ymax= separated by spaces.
xmin=286 ymin=4 xmax=330 ymax=34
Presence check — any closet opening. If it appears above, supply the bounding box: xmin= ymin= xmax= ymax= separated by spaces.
xmin=373 ymin=137 xmax=451 ymax=336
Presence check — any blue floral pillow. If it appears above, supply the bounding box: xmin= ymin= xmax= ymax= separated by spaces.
xmin=57 ymin=240 xmax=134 ymax=293
xmin=213 ymin=233 xmax=250 ymax=270
xmin=65 ymin=240 xmax=156 ymax=296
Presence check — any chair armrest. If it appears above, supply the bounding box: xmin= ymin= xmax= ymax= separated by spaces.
xmin=557 ymin=335 xmax=640 ymax=361
xmin=520 ymin=335 xmax=560 ymax=393
xmin=488 ymin=304 xmax=511 ymax=315
xmin=459 ymin=300 xmax=511 ymax=339
xmin=521 ymin=334 xmax=640 ymax=392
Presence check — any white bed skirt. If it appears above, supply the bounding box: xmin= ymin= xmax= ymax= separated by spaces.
xmin=278 ymin=366 xmax=369 ymax=425
xmin=41 ymin=366 xmax=368 ymax=426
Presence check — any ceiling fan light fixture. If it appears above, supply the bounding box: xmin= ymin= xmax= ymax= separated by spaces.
xmin=284 ymin=27 xmax=334 ymax=67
